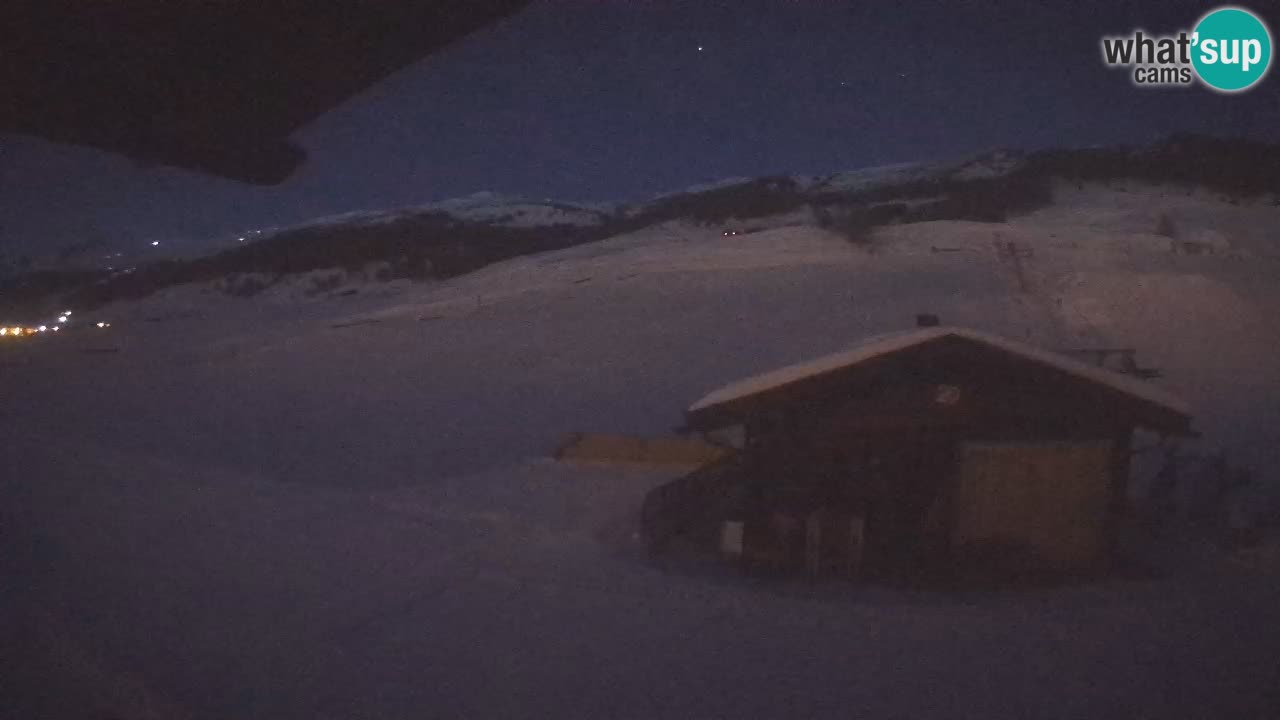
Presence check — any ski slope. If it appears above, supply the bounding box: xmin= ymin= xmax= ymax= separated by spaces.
xmin=4 ymin=180 xmax=1279 ymax=719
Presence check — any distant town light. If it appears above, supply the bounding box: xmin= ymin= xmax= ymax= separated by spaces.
xmin=0 ymin=328 xmax=7 ymax=336
xmin=52 ymin=326 xmax=59 ymax=332
xmin=96 ymin=322 xmax=107 ymax=328
xmin=57 ymin=315 xmax=68 ymax=323
xmin=37 ymin=325 xmax=47 ymax=332
xmin=151 ymin=241 xmax=160 ymax=246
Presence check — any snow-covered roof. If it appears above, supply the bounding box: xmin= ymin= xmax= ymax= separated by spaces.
xmin=688 ymin=326 xmax=1190 ymax=418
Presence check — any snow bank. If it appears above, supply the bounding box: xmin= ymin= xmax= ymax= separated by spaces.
xmin=5 ymin=181 xmax=1280 ymax=719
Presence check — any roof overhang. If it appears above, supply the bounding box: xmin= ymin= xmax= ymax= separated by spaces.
xmin=1 ymin=1 xmax=532 ymax=184
xmin=685 ymin=327 xmax=1193 ymax=436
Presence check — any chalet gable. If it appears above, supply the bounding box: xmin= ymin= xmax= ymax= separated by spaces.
xmin=685 ymin=327 xmax=1191 ymax=436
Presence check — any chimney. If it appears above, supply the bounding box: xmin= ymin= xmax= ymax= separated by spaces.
xmin=916 ymin=313 xmax=940 ymax=328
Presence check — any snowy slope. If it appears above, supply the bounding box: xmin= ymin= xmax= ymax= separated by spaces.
xmin=27 ymin=181 xmax=1278 ymax=482
xmin=5 ymin=178 xmax=1280 ymax=719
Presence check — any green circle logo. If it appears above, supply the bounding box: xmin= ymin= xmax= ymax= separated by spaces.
xmin=1192 ymin=7 xmax=1272 ymax=92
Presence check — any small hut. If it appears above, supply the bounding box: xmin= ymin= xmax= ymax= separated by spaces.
xmin=643 ymin=326 xmax=1192 ymax=580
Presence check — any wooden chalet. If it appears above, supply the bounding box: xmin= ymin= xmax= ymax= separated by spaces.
xmin=642 ymin=326 xmax=1192 ymax=581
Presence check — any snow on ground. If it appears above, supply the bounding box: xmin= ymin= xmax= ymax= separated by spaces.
xmin=6 ymin=447 xmax=1279 ymax=719
xmin=4 ymin=182 xmax=1280 ymax=718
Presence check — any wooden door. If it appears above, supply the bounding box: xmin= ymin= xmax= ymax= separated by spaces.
xmin=953 ymin=440 xmax=1113 ymax=568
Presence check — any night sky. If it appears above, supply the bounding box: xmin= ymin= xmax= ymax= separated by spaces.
xmin=2 ymin=0 xmax=1278 ymax=258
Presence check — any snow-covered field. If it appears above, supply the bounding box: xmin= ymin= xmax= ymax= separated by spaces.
xmin=3 ymin=182 xmax=1279 ymax=718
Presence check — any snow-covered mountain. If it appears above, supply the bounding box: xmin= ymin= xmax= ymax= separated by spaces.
xmin=4 ymin=134 xmax=1278 ymax=315
xmin=426 ymin=191 xmax=614 ymax=227
xmin=282 ymin=191 xmax=614 ymax=232
xmin=6 ymin=134 xmax=1280 ymax=719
